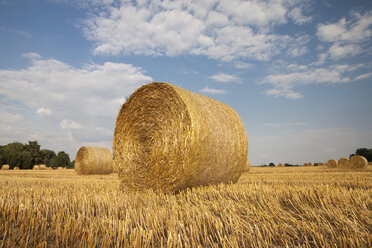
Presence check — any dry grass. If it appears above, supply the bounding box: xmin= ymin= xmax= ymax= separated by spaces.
xmin=1 ymin=166 xmax=371 ymax=247
xmin=113 ymin=82 xmax=248 ymax=192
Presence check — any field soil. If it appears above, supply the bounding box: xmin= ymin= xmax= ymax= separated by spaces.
xmin=1 ymin=166 xmax=371 ymax=247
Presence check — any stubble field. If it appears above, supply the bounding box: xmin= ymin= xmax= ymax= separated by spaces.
xmin=0 ymin=166 xmax=371 ymax=247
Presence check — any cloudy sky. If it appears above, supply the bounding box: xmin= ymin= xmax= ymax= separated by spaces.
xmin=0 ymin=0 xmax=371 ymax=165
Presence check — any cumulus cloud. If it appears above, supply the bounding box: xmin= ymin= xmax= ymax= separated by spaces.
xmin=316 ymin=10 xmax=372 ymax=63
xmin=36 ymin=108 xmax=52 ymax=116
xmin=0 ymin=53 xmax=152 ymax=155
xmin=261 ymin=64 xmax=359 ymax=99
xmin=288 ymin=7 xmax=312 ymax=25
xmin=82 ymin=0 xmax=307 ymax=61
xmin=209 ymin=73 xmax=241 ymax=83
xmin=200 ymin=86 xmax=227 ymax=95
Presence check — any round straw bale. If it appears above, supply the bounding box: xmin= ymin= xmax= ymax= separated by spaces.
xmin=327 ymin=159 xmax=337 ymax=168
xmin=349 ymin=155 xmax=368 ymax=169
xmin=39 ymin=164 xmax=47 ymax=170
xmin=113 ymin=82 xmax=248 ymax=192
xmin=245 ymin=160 xmax=251 ymax=172
xmin=14 ymin=167 xmax=20 ymax=170
xmin=278 ymin=163 xmax=284 ymax=167
xmin=33 ymin=165 xmax=40 ymax=170
xmin=57 ymin=167 xmax=64 ymax=170
xmin=303 ymin=163 xmax=308 ymax=167
xmin=1 ymin=164 xmax=9 ymax=170
xmin=75 ymin=146 xmax=113 ymax=175
xmin=308 ymin=163 xmax=314 ymax=167
xmin=317 ymin=162 xmax=325 ymax=166
xmin=338 ymin=158 xmax=350 ymax=168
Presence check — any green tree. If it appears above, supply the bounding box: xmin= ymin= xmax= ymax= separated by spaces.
xmin=40 ymin=149 xmax=57 ymax=167
xmin=355 ymin=148 xmax=372 ymax=162
xmin=269 ymin=162 xmax=275 ymax=167
xmin=54 ymin=151 xmax=71 ymax=167
xmin=25 ymin=141 xmax=42 ymax=166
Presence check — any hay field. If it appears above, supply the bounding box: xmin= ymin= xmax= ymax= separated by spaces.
xmin=0 ymin=167 xmax=371 ymax=247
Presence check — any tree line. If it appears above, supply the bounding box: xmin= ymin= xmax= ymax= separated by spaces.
xmin=0 ymin=141 xmax=73 ymax=169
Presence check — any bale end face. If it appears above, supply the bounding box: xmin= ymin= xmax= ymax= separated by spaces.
xmin=327 ymin=159 xmax=338 ymax=168
xmin=113 ymin=82 xmax=248 ymax=192
xmin=349 ymin=155 xmax=368 ymax=169
xmin=75 ymin=146 xmax=113 ymax=175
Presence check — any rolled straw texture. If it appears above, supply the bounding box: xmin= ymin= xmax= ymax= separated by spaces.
xmin=245 ymin=160 xmax=251 ymax=172
xmin=349 ymin=155 xmax=368 ymax=169
xmin=327 ymin=159 xmax=337 ymax=168
xmin=113 ymin=82 xmax=248 ymax=192
xmin=1 ymin=164 xmax=9 ymax=170
xmin=338 ymin=158 xmax=350 ymax=168
xmin=278 ymin=163 xmax=284 ymax=167
xmin=75 ymin=147 xmax=113 ymax=175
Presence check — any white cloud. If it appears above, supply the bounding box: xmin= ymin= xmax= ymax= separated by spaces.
xmin=234 ymin=62 xmax=252 ymax=69
xmin=317 ymin=11 xmax=372 ymax=43
xmin=200 ymin=86 xmax=227 ymax=95
xmin=36 ymin=108 xmax=52 ymax=116
xmin=60 ymin=119 xmax=83 ymax=129
xmin=209 ymin=73 xmax=241 ymax=83
xmin=261 ymin=64 xmax=358 ymax=99
xmin=328 ymin=43 xmax=362 ymax=60
xmin=353 ymin=72 xmax=372 ymax=81
xmin=0 ymin=53 xmax=152 ymax=155
xmin=82 ymin=0 xmax=306 ymax=61
xmin=316 ymin=10 xmax=372 ymax=63
xmin=288 ymin=7 xmax=312 ymax=25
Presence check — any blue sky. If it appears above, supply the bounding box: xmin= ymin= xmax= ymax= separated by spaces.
xmin=0 ymin=0 xmax=371 ymax=165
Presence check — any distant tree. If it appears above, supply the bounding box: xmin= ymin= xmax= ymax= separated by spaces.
xmin=25 ymin=141 xmax=42 ymax=166
xmin=54 ymin=151 xmax=71 ymax=167
xmin=349 ymin=153 xmax=355 ymax=158
xmin=355 ymin=148 xmax=372 ymax=162
xmin=269 ymin=162 xmax=275 ymax=167
xmin=40 ymin=149 xmax=57 ymax=167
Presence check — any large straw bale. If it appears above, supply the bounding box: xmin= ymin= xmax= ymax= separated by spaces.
xmin=1 ymin=164 xmax=9 ymax=170
xmin=338 ymin=158 xmax=350 ymax=168
xmin=327 ymin=159 xmax=337 ymax=168
xmin=245 ymin=160 xmax=251 ymax=172
xmin=113 ymin=82 xmax=248 ymax=192
xmin=39 ymin=164 xmax=47 ymax=170
xmin=33 ymin=165 xmax=40 ymax=170
xmin=278 ymin=163 xmax=284 ymax=167
xmin=75 ymin=146 xmax=113 ymax=175
xmin=349 ymin=155 xmax=368 ymax=169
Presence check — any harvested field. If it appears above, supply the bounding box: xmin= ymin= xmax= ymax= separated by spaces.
xmin=1 ymin=166 xmax=371 ymax=247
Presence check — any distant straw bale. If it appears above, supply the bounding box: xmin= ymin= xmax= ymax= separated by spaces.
xmin=39 ymin=164 xmax=47 ymax=170
xmin=327 ymin=159 xmax=337 ymax=168
xmin=57 ymin=167 xmax=64 ymax=170
xmin=75 ymin=147 xmax=113 ymax=175
xmin=113 ymin=82 xmax=248 ymax=192
xmin=14 ymin=167 xmax=20 ymax=170
xmin=33 ymin=165 xmax=40 ymax=170
xmin=1 ymin=164 xmax=9 ymax=170
xmin=338 ymin=158 xmax=350 ymax=168
xmin=245 ymin=160 xmax=251 ymax=172
xmin=349 ymin=155 xmax=368 ymax=169
xmin=308 ymin=163 xmax=314 ymax=167
xmin=278 ymin=163 xmax=284 ymax=167
xmin=317 ymin=163 xmax=325 ymax=166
